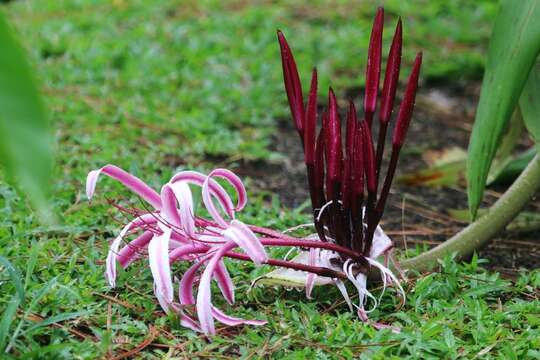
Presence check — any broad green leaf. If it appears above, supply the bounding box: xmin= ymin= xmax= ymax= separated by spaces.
xmin=520 ymin=61 xmax=540 ymax=147
xmin=467 ymin=0 xmax=540 ymax=219
xmin=0 ymin=12 xmax=54 ymax=223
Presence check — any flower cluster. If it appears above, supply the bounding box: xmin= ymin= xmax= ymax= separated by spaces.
xmin=87 ymin=7 xmax=421 ymax=336
xmin=278 ymin=7 xmax=422 ymax=259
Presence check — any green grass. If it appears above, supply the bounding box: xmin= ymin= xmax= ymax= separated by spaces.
xmin=2 ymin=0 xmax=540 ymax=358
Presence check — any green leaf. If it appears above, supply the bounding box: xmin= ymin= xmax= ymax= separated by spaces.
xmin=467 ymin=0 xmax=540 ymax=219
xmin=0 ymin=12 xmax=54 ymax=224
xmin=520 ymin=61 xmax=540 ymax=147
xmin=486 ymin=109 xmax=525 ymax=184
xmin=23 ymin=310 xmax=89 ymax=335
xmin=490 ymin=148 xmax=536 ymax=185
xmin=0 ymin=256 xmax=24 ymax=303
xmin=0 ymin=295 xmax=20 ymax=352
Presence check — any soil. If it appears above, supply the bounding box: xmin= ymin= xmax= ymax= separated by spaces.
xmin=233 ymin=83 xmax=540 ymax=274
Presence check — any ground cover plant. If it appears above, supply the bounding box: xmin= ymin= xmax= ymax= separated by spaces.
xmin=1 ymin=0 xmax=540 ymax=359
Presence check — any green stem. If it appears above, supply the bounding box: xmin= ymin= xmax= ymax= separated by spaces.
xmin=401 ymin=153 xmax=540 ymax=272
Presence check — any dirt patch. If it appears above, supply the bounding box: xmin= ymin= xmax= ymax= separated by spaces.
xmin=238 ymin=84 xmax=540 ymax=271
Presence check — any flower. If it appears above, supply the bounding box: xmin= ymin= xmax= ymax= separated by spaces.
xmin=86 ymin=6 xmax=421 ymax=336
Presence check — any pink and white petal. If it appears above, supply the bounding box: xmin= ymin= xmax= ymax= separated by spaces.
xmin=117 ymin=230 xmax=154 ymax=268
xmin=170 ymin=170 xmax=234 ymax=217
xmin=366 ymin=257 xmax=405 ymax=303
xmin=206 ymin=169 xmax=247 ymax=211
xmin=305 ymin=248 xmax=319 ymax=299
xmin=106 ymin=235 xmax=124 ymax=288
xmin=215 ymin=260 xmax=235 ymax=304
xmin=196 ymin=242 xmax=237 ymax=335
xmin=202 ymin=175 xmax=230 ymax=228
xmin=179 ymin=259 xmax=207 ymax=305
xmin=369 ymin=225 xmax=393 ymax=259
xmin=106 ymin=213 xmax=157 ymax=287
xmin=148 ymin=229 xmax=174 ymax=313
xmin=335 ymin=279 xmax=353 ymax=312
xmin=169 ymin=244 xmax=208 ymax=263
xmin=170 ymin=181 xmax=196 ymax=238
xmin=86 ymin=165 xmax=161 ymax=209
xmin=211 ymin=306 xmax=266 ymax=326
xmin=180 ymin=313 xmax=202 ymax=332
xmin=222 ymin=220 xmax=267 ymax=265
xmin=160 ymin=184 xmax=182 ymax=228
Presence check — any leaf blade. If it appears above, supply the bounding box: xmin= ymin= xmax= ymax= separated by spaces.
xmin=467 ymin=0 xmax=540 ymax=219
xmin=0 ymin=13 xmax=54 ymax=223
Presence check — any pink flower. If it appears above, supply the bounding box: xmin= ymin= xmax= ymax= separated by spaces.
xmin=86 ymin=6 xmax=421 ymax=336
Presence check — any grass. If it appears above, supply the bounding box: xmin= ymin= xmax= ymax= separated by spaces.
xmin=2 ymin=0 xmax=539 ymax=358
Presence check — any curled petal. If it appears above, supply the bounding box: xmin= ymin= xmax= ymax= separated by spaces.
xmin=179 ymin=312 xmax=202 ymax=332
xmin=178 ymin=254 xmax=234 ymax=306
xmin=169 ymin=170 xmax=235 ymax=217
xmin=179 ymin=259 xmax=207 ymax=305
xmin=215 ymin=260 xmax=235 ymax=304
xmin=197 ymin=242 xmax=236 ymax=334
xmin=169 ymin=244 xmax=208 ymax=264
xmin=148 ymin=229 xmax=174 ymax=313
xmin=202 ymin=178 xmax=230 ymax=228
xmin=106 ymin=213 xmax=158 ymax=287
xmin=86 ymin=165 xmax=161 ymax=209
xmin=117 ymin=230 xmax=154 ymax=268
xmin=207 ymin=169 xmax=247 ymax=211
xmin=170 ymin=182 xmax=196 ymax=238
xmin=211 ymin=306 xmax=266 ymax=327
xmin=201 ymin=169 xmax=248 ymax=227
xmin=223 ymin=220 xmax=267 ymax=266
xmin=161 ymin=185 xmax=181 ymax=227
xmin=365 ymin=257 xmax=405 ymax=304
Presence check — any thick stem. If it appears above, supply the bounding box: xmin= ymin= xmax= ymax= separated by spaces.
xmin=401 ymin=153 xmax=540 ymax=272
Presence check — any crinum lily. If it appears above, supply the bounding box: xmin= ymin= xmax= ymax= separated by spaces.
xmin=86 ymin=7 xmax=421 ymax=335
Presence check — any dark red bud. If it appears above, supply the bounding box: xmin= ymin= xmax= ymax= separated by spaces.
xmin=325 ymin=88 xmax=343 ymax=186
xmin=379 ymin=18 xmax=402 ymax=124
xmin=277 ymin=30 xmax=305 ymax=137
xmin=304 ymin=68 xmax=318 ymax=165
xmin=361 ymin=121 xmax=376 ymax=193
xmin=392 ymin=52 xmax=422 ymax=147
xmin=352 ymin=116 xmax=364 ymax=197
xmin=363 ymin=7 xmax=384 ymax=127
